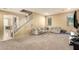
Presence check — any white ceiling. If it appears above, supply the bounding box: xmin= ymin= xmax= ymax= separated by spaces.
xmin=25 ymin=8 xmax=66 ymax=15
xmin=0 ymin=8 xmax=28 ymax=16
xmin=0 ymin=8 xmax=77 ymax=16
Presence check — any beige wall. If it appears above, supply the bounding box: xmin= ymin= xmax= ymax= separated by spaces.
xmin=77 ymin=10 xmax=79 ymax=23
xmin=45 ymin=12 xmax=76 ymax=32
xmin=32 ymin=13 xmax=45 ymax=28
xmin=0 ymin=12 xmax=3 ymax=40
xmin=50 ymin=12 xmax=76 ymax=32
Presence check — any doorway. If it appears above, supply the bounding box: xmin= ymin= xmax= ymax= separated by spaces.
xmin=3 ymin=15 xmax=14 ymax=41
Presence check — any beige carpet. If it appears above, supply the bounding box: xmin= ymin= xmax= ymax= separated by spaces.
xmin=0 ymin=33 xmax=73 ymax=50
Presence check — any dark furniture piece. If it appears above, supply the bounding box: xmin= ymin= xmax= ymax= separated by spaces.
xmin=60 ymin=29 xmax=66 ymax=33
xmin=73 ymin=41 xmax=79 ymax=50
xmin=69 ymin=10 xmax=79 ymax=50
xmin=70 ymin=37 xmax=79 ymax=50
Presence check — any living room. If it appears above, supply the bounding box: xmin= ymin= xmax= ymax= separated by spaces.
xmin=14 ymin=8 xmax=76 ymax=35
xmin=0 ymin=8 xmax=78 ymax=50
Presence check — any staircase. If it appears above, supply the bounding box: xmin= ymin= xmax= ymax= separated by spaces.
xmin=14 ymin=13 xmax=33 ymax=39
xmin=14 ymin=15 xmax=32 ymax=33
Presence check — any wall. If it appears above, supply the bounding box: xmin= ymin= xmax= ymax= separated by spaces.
xmin=32 ymin=13 xmax=45 ymax=28
xmin=45 ymin=12 xmax=76 ymax=32
xmin=77 ymin=10 xmax=79 ymax=23
xmin=0 ymin=12 xmax=3 ymax=40
xmin=50 ymin=12 xmax=76 ymax=32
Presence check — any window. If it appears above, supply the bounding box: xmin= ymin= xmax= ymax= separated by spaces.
xmin=48 ymin=17 xmax=52 ymax=26
xmin=67 ymin=13 xmax=74 ymax=26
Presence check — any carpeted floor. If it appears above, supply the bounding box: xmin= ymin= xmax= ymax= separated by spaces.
xmin=0 ymin=33 xmax=73 ymax=50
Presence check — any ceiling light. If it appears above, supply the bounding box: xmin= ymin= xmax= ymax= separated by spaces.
xmin=44 ymin=13 xmax=50 ymax=16
xmin=67 ymin=8 xmax=71 ymax=10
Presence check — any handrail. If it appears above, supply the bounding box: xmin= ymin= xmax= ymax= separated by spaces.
xmin=14 ymin=18 xmax=32 ymax=34
xmin=14 ymin=15 xmax=32 ymax=34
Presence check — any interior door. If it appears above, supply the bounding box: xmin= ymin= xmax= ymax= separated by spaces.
xmin=3 ymin=15 xmax=14 ymax=41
